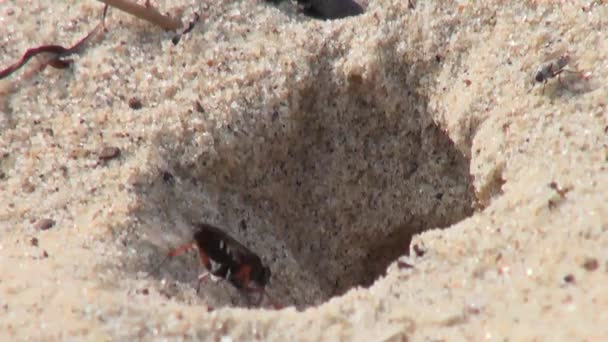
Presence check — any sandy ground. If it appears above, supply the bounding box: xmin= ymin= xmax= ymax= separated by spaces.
xmin=1 ymin=0 xmax=607 ymax=340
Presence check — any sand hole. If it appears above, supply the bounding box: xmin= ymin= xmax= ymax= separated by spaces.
xmin=130 ymin=44 xmax=474 ymax=309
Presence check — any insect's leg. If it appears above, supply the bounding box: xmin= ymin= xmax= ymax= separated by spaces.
xmin=193 ymin=246 xmax=215 ymax=293
xmin=260 ymin=290 xmax=283 ymax=309
xmin=196 ymin=272 xmax=210 ymax=293
xmin=554 ymin=69 xmax=565 ymax=84
xmin=542 ymin=81 xmax=546 ymax=95
xmin=210 ymin=264 xmax=230 ymax=280
xmin=196 ymin=245 xmax=212 ymax=270
xmin=243 ymin=286 xmax=282 ymax=309
xmin=243 ymin=287 xmax=264 ymax=307
xmin=255 ymin=290 xmax=265 ymax=307
xmin=233 ymin=264 xmax=253 ymax=288
xmin=561 ymin=68 xmax=583 ymax=75
xmin=149 ymin=241 xmax=195 ymax=276
xmin=245 ymin=292 xmax=254 ymax=308
xmin=149 ymin=255 xmax=171 ymax=277
xmin=240 ymin=287 xmax=264 ymax=308
xmin=167 ymin=241 xmax=196 ymax=257
xmin=562 ymin=68 xmax=589 ymax=84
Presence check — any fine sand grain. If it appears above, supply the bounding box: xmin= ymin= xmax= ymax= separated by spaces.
xmin=1 ymin=0 xmax=607 ymax=340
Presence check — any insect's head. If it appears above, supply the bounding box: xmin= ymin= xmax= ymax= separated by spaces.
xmin=534 ymin=70 xmax=546 ymax=83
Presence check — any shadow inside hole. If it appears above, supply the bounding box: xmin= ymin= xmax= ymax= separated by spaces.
xmin=128 ymin=34 xmax=474 ymax=309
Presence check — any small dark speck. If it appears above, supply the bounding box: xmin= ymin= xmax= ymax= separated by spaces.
xmin=413 ymin=244 xmax=426 ymax=257
xmin=239 ymin=219 xmax=247 ymax=231
xmin=128 ymin=97 xmax=143 ymax=110
xmin=582 ymin=258 xmax=599 ymax=271
xmin=34 ymin=218 xmax=55 ymax=230
xmin=194 ymin=100 xmax=205 ymax=113
xmin=162 ymin=171 xmax=174 ymax=183
xmin=435 ymin=192 xmax=444 ymax=200
xmin=435 ymin=54 xmax=442 ymax=63
xmin=140 ymin=288 xmax=149 ymax=295
xmin=30 ymin=237 xmax=39 ymax=247
xmin=271 ymin=110 xmax=279 ymax=122
xmin=98 ymin=146 xmax=121 ymax=161
xmin=22 ymin=181 xmax=36 ymax=193
xmin=42 ymin=250 xmax=49 ymax=258
xmin=563 ymin=274 xmax=575 ymax=284
xmin=397 ymin=260 xmax=413 ymax=269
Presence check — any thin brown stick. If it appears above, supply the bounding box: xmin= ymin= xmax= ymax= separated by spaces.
xmin=98 ymin=0 xmax=182 ymax=31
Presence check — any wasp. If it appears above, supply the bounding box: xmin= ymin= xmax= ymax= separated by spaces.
xmin=532 ymin=51 xmax=584 ymax=93
xmin=155 ymin=223 xmax=279 ymax=308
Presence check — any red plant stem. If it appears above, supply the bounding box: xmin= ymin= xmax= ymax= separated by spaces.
xmin=0 ymin=5 xmax=108 ymax=80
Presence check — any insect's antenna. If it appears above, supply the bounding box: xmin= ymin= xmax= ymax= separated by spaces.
xmin=148 ymin=241 xmax=196 ymax=277
xmin=149 ymin=254 xmax=172 ymax=277
xmin=562 ymin=69 xmax=584 ymax=75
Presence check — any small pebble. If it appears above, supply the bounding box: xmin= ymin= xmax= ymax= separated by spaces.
xmin=563 ymin=274 xmax=576 ymax=284
xmin=398 ymin=260 xmax=413 ymax=269
xmin=582 ymin=258 xmax=599 ymax=271
xmin=98 ymin=146 xmax=121 ymax=161
xmin=30 ymin=237 xmax=39 ymax=246
xmin=194 ymin=100 xmax=205 ymax=113
xmin=22 ymin=181 xmax=36 ymax=193
xmin=413 ymin=244 xmax=426 ymax=257
xmin=128 ymin=97 xmax=143 ymax=110
xmin=162 ymin=171 xmax=174 ymax=183
xmin=34 ymin=218 xmax=55 ymax=230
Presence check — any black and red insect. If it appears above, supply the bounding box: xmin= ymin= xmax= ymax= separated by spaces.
xmin=156 ymin=222 xmax=279 ymax=308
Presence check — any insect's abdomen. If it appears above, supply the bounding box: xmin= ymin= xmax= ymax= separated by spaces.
xmin=194 ymin=228 xmax=239 ymax=266
xmin=192 ymin=223 xmax=268 ymax=289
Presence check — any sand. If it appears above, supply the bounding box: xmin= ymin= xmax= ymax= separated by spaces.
xmin=1 ymin=0 xmax=607 ymax=340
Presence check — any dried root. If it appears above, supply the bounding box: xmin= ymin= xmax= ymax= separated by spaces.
xmin=0 ymin=5 xmax=108 ymax=80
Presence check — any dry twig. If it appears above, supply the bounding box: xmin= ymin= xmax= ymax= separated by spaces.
xmin=97 ymin=0 xmax=182 ymax=31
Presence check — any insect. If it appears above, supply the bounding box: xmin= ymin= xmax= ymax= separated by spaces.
xmin=155 ymin=222 xmax=280 ymax=308
xmin=532 ymin=51 xmax=582 ymax=93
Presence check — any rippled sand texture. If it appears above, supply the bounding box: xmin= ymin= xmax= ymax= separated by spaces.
xmin=1 ymin=0 xmax=607 ymax=340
